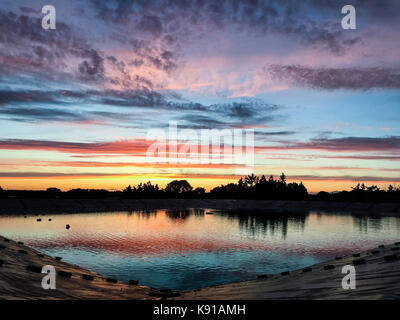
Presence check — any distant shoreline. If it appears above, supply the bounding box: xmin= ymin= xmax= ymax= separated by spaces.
xmin=1 ymin=198 xmax=400 ymax=216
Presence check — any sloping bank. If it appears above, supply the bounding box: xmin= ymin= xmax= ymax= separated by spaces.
xmin=1 ymin=198 xmax=400 ymax=216
xmin=0 ymin=235 xmax=177 ymax=300
xmin=175 ymin=241 xmax=400 ymax=300
xmin=1 ymin=234 xmax=399 ymax=299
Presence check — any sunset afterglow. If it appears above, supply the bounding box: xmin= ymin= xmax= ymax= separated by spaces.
xmin=1 ymin=1 xmax=400 ymax=193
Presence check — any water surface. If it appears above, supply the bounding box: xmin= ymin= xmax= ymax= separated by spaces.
xmin=1 ymin=209 xmax=399 ymax=290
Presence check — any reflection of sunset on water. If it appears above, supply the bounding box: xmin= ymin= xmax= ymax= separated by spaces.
xmin=1 ymin=210 xmax=400 ymax=290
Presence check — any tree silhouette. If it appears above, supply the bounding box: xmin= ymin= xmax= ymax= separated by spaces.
xmin=244 ymin=174 xmax=259 ymax=188
xmin=2 ymin=175 xmax=400 ymax=203
xmin=165 ymin=180 xmax=193 ymax=194
xmin=193 ymin=187 xmax=206 ymax=195
xmin=210 ymin=173 xmax=308 ymax=200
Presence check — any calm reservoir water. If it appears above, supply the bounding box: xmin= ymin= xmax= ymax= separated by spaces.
xmin=1 ymin=209 xmax=400 ymax=290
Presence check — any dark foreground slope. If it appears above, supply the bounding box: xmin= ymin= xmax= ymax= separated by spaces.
xmin=1 ymin=235 xmax=399 ymax=300
xmin=0 ymin=235 xmax=174 ymax=300
xmin=176 ymin=242 xmax=400 ymax=300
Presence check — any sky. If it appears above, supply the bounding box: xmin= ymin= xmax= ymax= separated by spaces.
xmin=0 ymin=0 xmax=399 ymax=193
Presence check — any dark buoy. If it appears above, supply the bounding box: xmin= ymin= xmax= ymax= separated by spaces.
xmin=49 ymin=219 xmax=52 ymax=221
xmin=82 ymin=274 xmax=94 ymax=281
xmin=106 ymin=278 xmax=118 ymax=283
xmin=324 ymin=264 xmax=335 ymax=270
xmin=58 ymin=270 xmax=72 ymax=278
xmin=149 ymin=288 xmax=180 ymax=298
xmin=205 ymin=211 xmax=214 ymax=215
xmin=384 ymin=254 xmax=398 ymax=262
xmin=55 ymin=256 xmax=62 ymax=261
xmin=353 ymin=259 xmax=366 ymax=266
xmin=66 ymin=224 xmax=70 ymax=230
xmin=26 ymin=265 xmax=41 ymax=273
xmin=24 ymin=216 xmax=27 ymax=218
xmin=37 ymin=218 xmax=42 ymax=222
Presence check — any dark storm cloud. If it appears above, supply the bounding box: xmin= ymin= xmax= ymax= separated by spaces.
xmin=317 ymin=155 xmax=400 ymax=162
xmin=211 ymin=101 xmax=281 ymax=123
xmin=87 ymin=88 xmax=205 ymax=111
xmin=122 ymin=35 xmax=178 ymax=74
xmin=0 ymin=104 xmax=144 ymax=124
xmin=93 ymin=89 xmax=167 ymax=108
xmin=0 ymin=86 xmax=284 ymax=127
xmin=0 ymin=9 xmax=106 ymax=82
xmin=287 ymin=175 xmax=400 ymax=183
xmin=176 ymin=100 xmax=283 ymax=129
xmin=256 ymin=131 xmax=296 ymax=136
xmin=224 ymin=102 xmax=278 ymax=120
xmin=0 ymin=106 xmax=87 ymax=123
xmin=0 ymin=89 xmax=169 ymax=123
xmin=307 ymin=0 xmax=400 ymax=22
xmin=106 ymin=55 xmax=146 ymax=88
xmin=0 ymin=138 xmax=153 ymax=156
xmin=137 ymin=14 xmax=163 ymax=36
xmin=105 ymin=55 xmax=155 ymax=89
xmin=0 ymin=89 xmax=102 ymax=107
xmin=0 ymin=90 xmax=59 ymax=105
xmin=177 ymin=114 xmax=228 ymax=129
xmin=228 ymin=103 xmax=254 ymax=119
xmin=0 ymin=88 xmax=168 ymax=110
xmin=90 ymin=0 xmax=362 ymax=55
xmin=78 ymin=49 xmax=105 ymax=81
xmin=2 ymin=135 xmax=399 ymax=159
xmin=0 ymin=172 xmax=122 ymax=177
xmin=267 ymin=65 xmax=400 ymax=90
xmin=0 ymin=88 xmax=275 ymax=124
xmin=0 ymin=5 xmax=180 ymax=88
xmin=19 ymin=6 xmax=40 ymax=15
xmin=284 ymin=136 xmax=400 ymax=152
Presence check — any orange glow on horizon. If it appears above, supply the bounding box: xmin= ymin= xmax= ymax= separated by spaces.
xmin=0 ymin=174 xmax=396 ymax=193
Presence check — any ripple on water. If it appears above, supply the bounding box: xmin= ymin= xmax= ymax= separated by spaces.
xmin=0 ymin=210 xmax=399 ymax=290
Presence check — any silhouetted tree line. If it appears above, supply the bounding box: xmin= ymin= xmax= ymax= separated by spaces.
xmin=1 ymin=175 xmax=400 ymax=202
xmin=313 ymin=183 xmax=400 ymax=203
xmin=122 ymin=180 xmax=205 ymax=198
xmin=210 ymin=173 xmax=308 ymax=200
